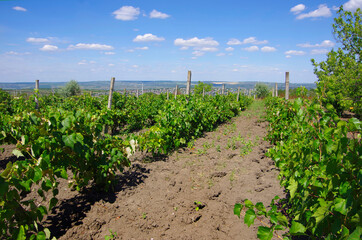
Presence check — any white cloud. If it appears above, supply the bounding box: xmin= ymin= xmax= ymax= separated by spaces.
xmin=241 ymin=37 xmax=268 ymax=45
xmin=192 ymin=51 xmax=205 ymax=57
xmin=149 ymin=10 xmax=170 ymax=19
xmin=344 ymin=0 xmax=362 ymax=11
xmin=225 ymin=47 xmax=234 ymax=51
xmin=227 ymin=38 xmax=242 ymax=45
xmin=135 ymin=46 xmax=149 ymax=50
xmin=285 ymin=50 xmax=306 ymax=55
xmin=290 ymin=4 xmax=306 ymax=14
xmin=13 ymin=6 xmax=27 ymax=12
xmin=216 ymin=53 xmax=226 ymax=56
xmin=296 ymin=4 xmax=332 ymax=19
xmin=40 ymin=45 xmax=58 ymax=51
xmin=5 ymin=51 xmax=31 ymax=55
xmin=174 ymin=37 xmax=219 ymax=49
xmin=108 ymin=63 xmax=115 ymax=67
xmin=195 ymin=47 xmax=218 ymax=52
xmin=78 ymin=60 xmax=87 ymax=65
xmin=243 ymin=46 xmax=259 ymax=52
xmin=133 ymin=33 xmax=165 ymax=42
xmin=261 ymin=46 xmax=277 ymax=52
xmin=112 ymin=6 xmax=140 ymax=21
xmin=132 ymin=65 xmax=139 ymax=68
xmin=297 ymin=40 xmax=335 ymax=48
xmin=68 ymin=43 xmax=114 ymax=50
xmin=26 ymin=37 xmax=49 ymax=43
xmin=104 ymin=52 xmax=115 ymax=55
xmin=311 ymin=49 xmax=329 ymax=55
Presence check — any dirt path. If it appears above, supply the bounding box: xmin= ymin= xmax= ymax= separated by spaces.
xmin=0 ymin=100 xmax=285 ymax=240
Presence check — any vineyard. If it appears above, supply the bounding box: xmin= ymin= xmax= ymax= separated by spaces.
xmin=0 ymin=90 xmax=255 ymax=239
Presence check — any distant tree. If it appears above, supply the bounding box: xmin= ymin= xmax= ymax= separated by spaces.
xmin=255 ymin=83 xmax=270 ymax=98
xmin=194 ymin=81 xmax=212 ymax=94
xmin=62 ymin=80 xmax=81 ymax=97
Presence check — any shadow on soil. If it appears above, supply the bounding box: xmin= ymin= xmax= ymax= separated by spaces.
xmin=45 ymin=163 xmax=150 ymax=238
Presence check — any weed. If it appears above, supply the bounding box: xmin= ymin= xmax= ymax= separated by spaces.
xmin=230 ymin=170 xmax=235 ymax=183
xmin=142 ymin=212 xmax=147 ymax=219
xmin=104 ymin=229 xmax=117 ymax=240
xmin=194 ymin=201 xmax=204 ymax=211
xmin=216 ymin=145 xmax=221 ymax=152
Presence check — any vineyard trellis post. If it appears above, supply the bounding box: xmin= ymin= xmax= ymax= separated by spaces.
xmin=237 ymin=87 xmax=240 ymax=101
xmin=186 ymin=70 xmax=192 ymax=95
xmin=107 ymin=77 xmax=115 ymax=110
xmin=275 ymin=82 xmax=278 ymax=97
xmin=167 ymin=90 xmax=169 ymax=100
xmin=136 ymin=89 xmax=139 ymax=98
xmin=222 ymin=84 xmax=225 ymax=95
xmin=272 ymin=87 xmax=275 ymax=97
xmin=285 ymin=72 xmax=289 ymax=100
xmin=35 ymin=79 xmax=39 ymax=110
xmin=175 ymin=85 xmax=178 ymax=100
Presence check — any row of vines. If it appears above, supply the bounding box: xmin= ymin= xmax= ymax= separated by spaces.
xmin=0 ymin=90 xmax=252 ymax=239
xmin=235 ymin=97 xmax=361 ymax=240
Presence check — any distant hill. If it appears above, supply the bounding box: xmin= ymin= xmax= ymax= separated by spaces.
xmin=0 ymin=81 xmax=316 ymax=90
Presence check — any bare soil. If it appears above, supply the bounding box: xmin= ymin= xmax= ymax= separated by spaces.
xmin=0 ymin=101 xmax=285 ymax=240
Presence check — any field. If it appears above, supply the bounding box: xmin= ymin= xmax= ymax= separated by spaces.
xmin=0 ymin=89 xmax=360 ymax=240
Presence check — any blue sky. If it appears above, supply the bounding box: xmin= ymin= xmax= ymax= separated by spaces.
xmin=1 ymin=0 xmax=361 ymax=83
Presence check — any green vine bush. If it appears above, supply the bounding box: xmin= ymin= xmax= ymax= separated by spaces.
xmin=235 ymin=97 xmax=361 ymax=239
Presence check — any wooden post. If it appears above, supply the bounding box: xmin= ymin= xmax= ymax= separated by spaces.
xmin=167 ymin=90 xmax=169 ymax=100
xmin=136 ymin=89 xmax=139 ymax=98
xmin=237 ymin=87 xmax=240 ymax=101
xmin=107 ymin=77 xmax=115 ymax=110
xmin=202 ymin=87 xmax=205 ymax=98
xmin=275 ymin=83 xmax=278 ymax=97
xmin=175 ymin=85 xmax=178 ymax=99
xmin=285 ymin=72 xmax=289 ymax=100
xmin=35 ymin=80 xmax=39 ymax=110
xmin=222 ymin=84 xmax=225 ymax=95
xmin=272 ymin=87 xmax=275 ymax=97
xmin=124 ymin=88 xmax=126 ymax=96
xmin=186 ymin=70 xmax=191 ymax=95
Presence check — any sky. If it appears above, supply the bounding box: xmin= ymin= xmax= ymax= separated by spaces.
xmin=0 ymin=0 xmax=361 ymax=83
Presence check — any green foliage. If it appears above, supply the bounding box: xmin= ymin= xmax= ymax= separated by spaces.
xmin=266 ymin=97 xmax=360 ymax=239
xmin=0 ymin=89 xmax=12 ymax=115
xmin=312 ymin=7 xmax=361 ymax=118
xmin=254 ymin=83 xmax=270 ymax=99
xmin=194 ymin=81 xmax=212 ymax=94
xmin=61 ymin=80 xmax=81 ymax=97
xmin=137 ymin=94 xmax=251 ymax=155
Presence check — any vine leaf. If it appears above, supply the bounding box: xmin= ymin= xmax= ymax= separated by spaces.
xmin=244 ymin=209 xmax=256 ymax=227
xmin=290 ymin=221 xmax=306 ymax=235
xmin=234 ymin=203 xmax=243 ymax=218
xmin=257 ymin=226 xmax=273 ymax=240
xmin=287 ymin=178 xmax=298 ymax=199
xmin=12 ymin=149 xmax=24 ymax=158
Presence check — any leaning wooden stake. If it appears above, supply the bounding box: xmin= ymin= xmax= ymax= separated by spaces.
xmin=175 ymin=85 xmax=178 ymax=99
xmin=237 ymin=87 xmax=240 ymax=101
xmin=35 ymin=80 xmax=39 ymax=110
xmin=285 ymin=72 xmax=289 ymax=100
xmin=275 ymin=83 xmax=278 ymax=97
xmin=107 ymin=77 xmax=115 ymax=110
xmin=186 ymin=70 xmax=192 ymax=95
